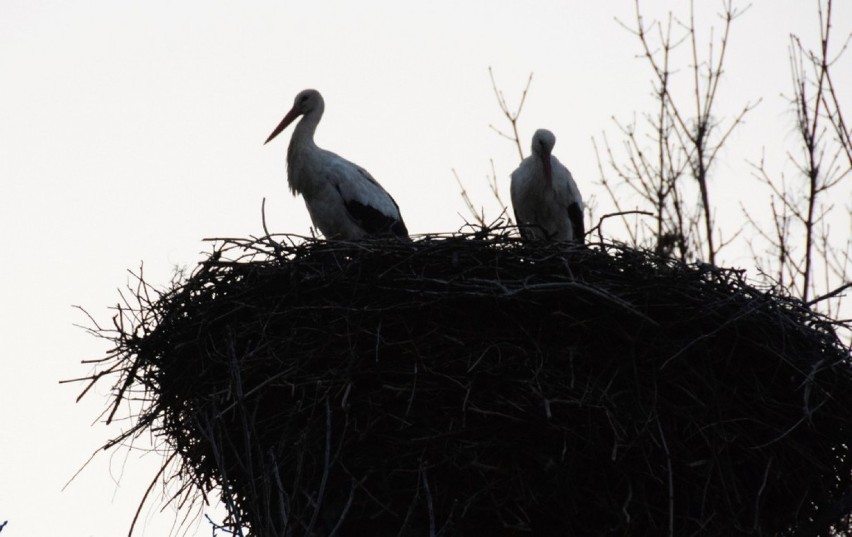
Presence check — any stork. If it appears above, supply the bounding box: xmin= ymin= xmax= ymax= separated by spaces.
xmin=510 ymin=129 xmax=585 ymax=243
xmin=264 ymin=89 xmax=408 ymax=240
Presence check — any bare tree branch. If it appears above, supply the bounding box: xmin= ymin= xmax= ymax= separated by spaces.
xmin=488 ymin=67 xmax=533 ymax=161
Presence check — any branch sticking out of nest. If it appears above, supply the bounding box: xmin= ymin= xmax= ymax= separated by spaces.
xmin=72 ymin=225 xmax=852 ymax=537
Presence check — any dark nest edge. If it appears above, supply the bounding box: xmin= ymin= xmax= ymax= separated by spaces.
xmin=74 ymin=226 xmax=852 ymax=537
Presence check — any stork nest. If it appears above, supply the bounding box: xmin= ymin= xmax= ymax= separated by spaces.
xmin=76 ymin=226 xmax=852 ymax=537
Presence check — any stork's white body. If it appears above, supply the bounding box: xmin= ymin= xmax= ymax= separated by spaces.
xmin=511 ymin=129 xmax=584 ymax=243
xmin=266 ymin=89 xmax=408 ymax=240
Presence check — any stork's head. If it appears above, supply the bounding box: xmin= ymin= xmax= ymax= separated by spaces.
xmin=264 ymin=89 xmax=325 ymax=144
xmin=531 ymin=129 xmax=556 ymax=186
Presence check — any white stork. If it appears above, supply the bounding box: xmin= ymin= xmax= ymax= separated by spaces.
xmin=264 ymin=89 xmax=408 ymax=240
xmin=510 ymin=129 xmax=585 ymax=243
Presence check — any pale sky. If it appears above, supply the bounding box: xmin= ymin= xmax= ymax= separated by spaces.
xmin=1 ymin=1 xmax=850 ymax=535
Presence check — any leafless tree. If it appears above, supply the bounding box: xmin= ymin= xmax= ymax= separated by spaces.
xmin=746 ymin=0 xmax=851 ymax=316
xmin=595 ymin=0 xmax=758 ymax=263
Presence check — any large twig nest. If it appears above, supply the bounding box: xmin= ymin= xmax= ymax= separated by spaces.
xmin=79 ymin=227 xmax=852 ymax=537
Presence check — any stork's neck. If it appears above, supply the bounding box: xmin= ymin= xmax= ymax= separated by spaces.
xmin=291 ymin=109 xmax=322 ymax=150
xmin=287 ymin=109 xmax=321 ymax=178
xmin=286 ymin=108 xmax=324 ymax=196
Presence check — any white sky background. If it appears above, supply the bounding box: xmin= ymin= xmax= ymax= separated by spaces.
xmin=1 ymin=1 xmax=850 ymax=535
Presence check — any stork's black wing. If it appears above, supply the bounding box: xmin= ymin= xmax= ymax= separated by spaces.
xmin=342 ymin=197 xmax=409 ymax=238
xmin=567 ymin=202 xmax=585 ymax=244
xmin=327 ymin=162 xmax=409 ymax=239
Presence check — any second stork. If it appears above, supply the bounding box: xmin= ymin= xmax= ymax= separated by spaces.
xmin=511 ymin=129 xmax=584 ymax=243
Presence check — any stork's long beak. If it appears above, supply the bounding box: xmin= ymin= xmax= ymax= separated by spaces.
xmin=542 ymin=155 xmax=553 ymax=188
xmin=264 ymin=107 xmax=301 ymax=145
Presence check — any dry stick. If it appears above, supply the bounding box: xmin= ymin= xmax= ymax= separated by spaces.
xmin=127 ymin=451 xmax=178 ymax=537
xmin=751 ymin=457 xmax=773 ymax=532
xmin=229 ymin=339 xmax=259 ymax=526
xmin=327 ymin=478 xmax=356 ymax=537
xmin=395 ymin=469 xmax=423 ymax=537
xmin=621 ymin=481 xmax=634 ymax=525
xmin=593 ymin=137 xmax=640 ymax=246
xmin=807 ymin=282 xmax=852 ymax=307
xmin=453 ymin=169 xmax=485 ymax=227
xmin=660 ymin=297 xmax=771 ymax=370
xmin=405 ymin=361 xmax=418 ymax=417
xmin=305 ymin=400 xmax=333 ymax=536
xmin=487 ymin=159 xmax=511 ymax=219
xmin=802 ymin=0 xmax=852 ymax=304
xmin=106 ymin=346 xmax=141 ymax=425
xmin=421 ymin=466 xmax=437 ymax=537
xmin=687 ymin=0 xmax=716 ymax=264
xmin=817 ymin=0 xmax=852 ymax=166
xmin=66 ymin=360 xmax=123 ymax=403
xmin=655 ymin=419 xmax=674 ymax=537
xmin=197 ymin=413 xmax=246 ymax=537
xmin=454 ymin=69 xmax=530 ymax=228
xmin=822 ymin=66 xmax=852 ymax=168
xmin=215 ymin=372 xmax=292 ymax=419
xmin=169 ymin=486 xmax=203 ymax=537
xmin=803 ymin=44 xmax=823 ymax=304
xmin=261 ymin=197 xmax=285 ymax=255
xmin=772 ymin=198 xmax=791 ymax=289
xmin=590 ymin=210 xmax=654 ymax=243
xmin=786 ymin=36 xmax=828 ymax=303
xmin=62 ymin=448 xmax=103 ymax=492
xmin=655 ymin=12 xmax=674 ymax=251
xmin=271 ymin=452 xmax=291 ymax=535
xmin=823 ymin=237 xmax=852 ymax=301
xmin=750 ymin=159 xmax=802 ymax=290
xmin=487 ymin=66 xmax=533 ymax=161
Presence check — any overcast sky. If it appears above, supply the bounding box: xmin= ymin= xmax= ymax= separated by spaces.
xmin=1 ymin=1 xmax=850 ymax=535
